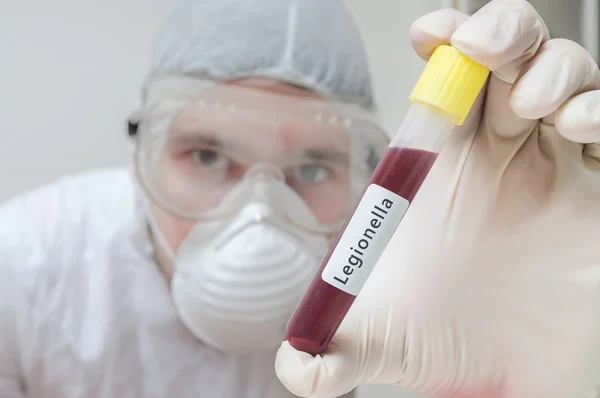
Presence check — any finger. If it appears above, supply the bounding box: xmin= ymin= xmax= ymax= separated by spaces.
xmin=555 ymin=90 xmax=600 ymax=145
xmin=557 ymin=90 xmax=600 ymax=159
xmin=410 ymin=8 xmax=470 ymax=61
xmin=510 ymin=39 xmax=600 ymax=121
xmin=584 ymin=143 xmax=600 ymax=158
xmin=451 ymin=0 xmax=550 ymax=84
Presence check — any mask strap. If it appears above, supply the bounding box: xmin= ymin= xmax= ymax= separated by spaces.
xmin=142 ymin=197 xmax=178 ymax=262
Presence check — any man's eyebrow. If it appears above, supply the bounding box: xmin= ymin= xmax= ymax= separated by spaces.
xmin=169 ymin=131 xmax=239 ymax=151
xmin=300 ymin=148 xmax=349 ymax=164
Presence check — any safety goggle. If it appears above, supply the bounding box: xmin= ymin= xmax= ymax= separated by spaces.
xmin=133 ymin=76 xmax=389 ymax=233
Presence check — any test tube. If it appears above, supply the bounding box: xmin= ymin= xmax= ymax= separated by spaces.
xmin=286 ymin=45 xmax=490 ymax=356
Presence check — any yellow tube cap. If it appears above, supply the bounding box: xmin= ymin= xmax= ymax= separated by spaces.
xmin=409 ymin=45 xmax=489 ymax=125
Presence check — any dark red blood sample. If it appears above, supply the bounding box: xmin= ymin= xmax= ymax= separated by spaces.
xmin=286 ymin=147 xmax=438 ymax=355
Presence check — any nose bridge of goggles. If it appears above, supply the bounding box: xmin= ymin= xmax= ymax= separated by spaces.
xmin=240 ymin=163 xmax=287 ymax=211
xmin=232 ymin=162 xmax=324 ymax=230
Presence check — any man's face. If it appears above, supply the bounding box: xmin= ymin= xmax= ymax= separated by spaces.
xmin=143 ymin=78 xmax=354 ymax=277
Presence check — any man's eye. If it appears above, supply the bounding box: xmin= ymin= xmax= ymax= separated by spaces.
xmin=194 ymin=149 xmax=228 ymax=169
xmin=293 ymin=164 xmax=329 ymax=182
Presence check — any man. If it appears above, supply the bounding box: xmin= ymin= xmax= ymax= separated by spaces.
xmin=0 ymin=0 xmax=387 ymax=396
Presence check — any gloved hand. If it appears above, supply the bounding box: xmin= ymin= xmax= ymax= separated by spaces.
xmin=275 ymin=1 xmax=600 ymax=397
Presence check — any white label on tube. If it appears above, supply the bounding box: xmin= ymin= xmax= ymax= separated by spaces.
xmin=321 ymin=184 xmax=409 ymax=296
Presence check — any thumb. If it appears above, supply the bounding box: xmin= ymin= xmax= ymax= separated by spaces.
xmin=450 ymin=0 xmax=549 ymax=85
xmin=275 ymin=277 xmax=405 ymax=397
xmin=450 ymin=0 xmax=549 ymax=140
xmin=275 ymin=339 xmax=361 ymax=398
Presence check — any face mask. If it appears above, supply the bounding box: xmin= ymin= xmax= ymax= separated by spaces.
xmin=148 ymin=174 xmax=330 ymax=355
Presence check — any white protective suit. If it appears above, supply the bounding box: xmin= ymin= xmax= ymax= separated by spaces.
xmin=0 ymin=0 xmax=373 ymax=396
xmin=276 ymin=2 xmax=600 ymax=398
xmin=0 ymin=169 xmax=293 ymax=397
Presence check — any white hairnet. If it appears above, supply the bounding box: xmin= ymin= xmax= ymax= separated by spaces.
xmin=145 ymin=0 xmax=375 ymax=110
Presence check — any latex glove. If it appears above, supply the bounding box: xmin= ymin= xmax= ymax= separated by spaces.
xmin=276 ymin=1 xmax=600 ymax=397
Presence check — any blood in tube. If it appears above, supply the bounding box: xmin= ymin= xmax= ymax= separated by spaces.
xmin=286 ymin=146 xmax=438 ymax=356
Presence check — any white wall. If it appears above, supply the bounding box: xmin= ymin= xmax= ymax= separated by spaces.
xmin=0 ymin=0 xmax=441 ymax=396
xmin=0 ymin=0 xmax=172 ymax=201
